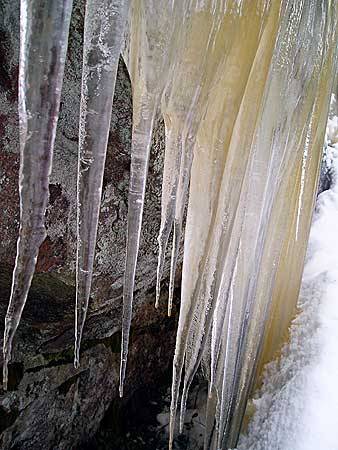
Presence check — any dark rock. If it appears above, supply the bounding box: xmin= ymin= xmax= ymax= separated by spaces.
xmin=0 ymin=0 xmax=178 ymax=448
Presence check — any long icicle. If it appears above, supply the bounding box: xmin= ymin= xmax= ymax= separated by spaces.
xmin=167 ymin=3 xmax=234 ymax=445
xmin=74 ymin=0 xmax=130 ymax=368
xmin=156 ymin=0 xmax=232 ymax=311
xmin=179 ymin=0 xmax=279 ymax=429
xmin=119 ymin=0 xmax=179 ymax=396
xmin=2 ymin=0 xmax=73 ymax=390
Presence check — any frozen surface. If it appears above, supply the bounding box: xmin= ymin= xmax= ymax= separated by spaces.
xmin=75 ymin=0 xmax=129 ymax=368
xmin=2 ymin=0 xmax=73 ymax=390
xmin=237 ymin=111 xmax=338 ymax=450
xmin=3 ymin=2 xmax=338 ymax=449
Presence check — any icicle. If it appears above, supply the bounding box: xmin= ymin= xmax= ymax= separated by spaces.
xmin=156 ymin=119 xmax=183 ymax=309
xmin=156 ymin=6 xmax=211 ymax=308
xmin=119 ymin=0 xmax=179 ymax=397
xmin=74 ymin=0 xmax=130 ymax=369
xmin=2 ymin=0 xmax=73 ymax=390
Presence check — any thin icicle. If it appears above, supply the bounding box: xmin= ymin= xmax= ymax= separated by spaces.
xmin=119 ymin=0 xmax=179 ymax=396
xmin=156 ymin=120 xmax=183 ymax=309
xmin=167 ymin=219 xmax=182 ymax=316
xmin=74 ymin=0 xmax=130 ymax=369
xmin=2 ymin=0 xmax=73 ymax=390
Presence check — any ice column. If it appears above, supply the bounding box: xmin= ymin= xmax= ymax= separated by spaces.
xmin=3 ymin=0 xmax=73 ymax=390
xmin=167 ymin=1 xmax=338 ymax=449
xmin=120 ymin=0 xmax=179 ymax=395
xmin=74 ymin=0 xmax=130 ymax=368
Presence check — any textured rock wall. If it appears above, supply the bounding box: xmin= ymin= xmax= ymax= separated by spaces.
xmin=0 ymin=0 xmax=333 ymax=447
xmin=0 ymin=1 xmax=179 ymax=448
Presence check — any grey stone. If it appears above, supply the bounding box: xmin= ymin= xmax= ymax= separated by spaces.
xmin=0 ymin=0 xmax=178 ymax=448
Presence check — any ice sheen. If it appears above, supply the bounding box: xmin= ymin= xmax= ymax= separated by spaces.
xmin=75 ymin=0 xmax=129 ymax=368
xmin=2 ymin=0 xmax=73 ymax=390
xmin=2 ymin=1 xmax=337 ymax=450
xmin=237 ymin=110 xmax=338 ymax=450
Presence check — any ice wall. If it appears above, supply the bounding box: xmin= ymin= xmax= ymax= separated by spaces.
xmin=164 ymin=2 xmax=337 ymax=449
xmin=237 ymin=106 xmax=338 ymax=450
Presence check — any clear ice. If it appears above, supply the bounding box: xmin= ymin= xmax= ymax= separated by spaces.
xmin=75 ymin=0 xmax=129 ymax=368
xmin=2 ymin=0 xmax=73 ymax=390
xmin=120 ymin=0 xmax=178 ymax=396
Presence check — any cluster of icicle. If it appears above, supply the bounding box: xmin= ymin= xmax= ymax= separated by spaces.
xmin=2 ymin=0 xmax=337 ymax=449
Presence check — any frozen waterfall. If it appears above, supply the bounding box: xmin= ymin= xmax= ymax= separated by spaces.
xmin=237 ymin=105 xmax=338 ymax=450
xmin=2 ymin=1 xmax=338 ymax=449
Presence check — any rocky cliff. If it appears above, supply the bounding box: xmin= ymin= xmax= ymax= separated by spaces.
xmin=0 ymin=1 xmax=179 ymax=448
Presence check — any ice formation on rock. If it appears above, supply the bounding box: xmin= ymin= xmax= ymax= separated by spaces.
xmin=2 ymin=0 xmax=73 ymax=390
xmin=75 ymin=0 xmax=129 ymax=368
xmin=120 ymin=0 xmax=178 ymax=396
xmin=237 ymin=103 xmax=338 ymax=450
xmin=3 ymin=1 xmax=338 ymax=449
xmin=164 ymin=2 xmax=337 ymax=448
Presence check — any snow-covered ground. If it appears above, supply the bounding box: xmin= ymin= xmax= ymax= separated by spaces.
xmin=237 ymin=104 xmax=338 ymax=450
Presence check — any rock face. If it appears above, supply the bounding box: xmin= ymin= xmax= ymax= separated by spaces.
xmin=0 ymin=1 xmax=333 ymax=448
xmin=0 ymin=1 xmax=178 ymax=448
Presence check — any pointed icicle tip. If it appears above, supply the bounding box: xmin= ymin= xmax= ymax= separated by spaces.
xmin=155 ymin=276 xmax=161 ymax=309
xmin=2 ymin=361 xmax=8 ymax=391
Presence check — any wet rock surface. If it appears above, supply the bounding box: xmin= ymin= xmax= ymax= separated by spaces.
xmin=0 ymin=0 xmax=179 ymax=448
